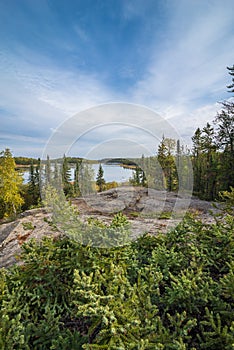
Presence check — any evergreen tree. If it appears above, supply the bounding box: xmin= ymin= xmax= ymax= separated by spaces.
xmin=140 ymin=154 xmax=147 ymax=187
xmin=45 ymin=155 xmax=51 ymax=185
xmin=130 ymin=166 xmax=142 ymax=186
xmin=62 ymin=155 xmax=73 ymax=197
xmin=96 ymin=164 xmax=105 ymax=192
xmin=0 ymin=148 xmax=24 ymax=217
xmin=29 ymin=161 xmax=35 ymax=194
xmin=74 ymin=160 xmax=81 ymax=196
xmin=53 ymin=160 xmax=59 ymax=183
xmin=157 ymin=137 xmax=177 ymax=191
xmin=140 ymin=169 xmax=147 ymax=187
xmin=227 ymin=64 xmax=234 ymax=93
xmin=34 ymin=158 xmax=41 ymax=204
xmin=214 ymin=66 xmax=234 ymax=190
xmin=52 ymin=159 xmax=60 ymax=190
xmin=26 ymin=159 xmax=41 ymax=208
xmin=80 ymin=162 xmax=95 ymax=195
xmin=201 ymin=123 xmax=217 ymax=200
xmin=192 ymin=128 xmax=203 ymax=197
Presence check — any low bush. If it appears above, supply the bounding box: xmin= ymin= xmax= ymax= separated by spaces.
xmin=0 ymin=213 xmax=233 ymax=349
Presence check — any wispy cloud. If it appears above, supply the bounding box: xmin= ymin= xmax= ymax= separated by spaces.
xmin=0 ymin=49 xmax=116 ymax=156
xmin=131 ymin=0 xmax=234 ymax=110
xmin=0 ymin=0 xmax=234 ymax=158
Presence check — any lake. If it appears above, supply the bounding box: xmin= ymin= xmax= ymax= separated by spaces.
xmin=22 ymin=163 xmax=133 ymax=184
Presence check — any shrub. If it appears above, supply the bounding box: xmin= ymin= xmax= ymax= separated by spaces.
xmin=0 ymin=213 xmax=233 ymax=349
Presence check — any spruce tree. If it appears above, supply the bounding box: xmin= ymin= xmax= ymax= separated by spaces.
xmin=227 ymin=64 xmax=234 ymax=93
xmin=96 ymin=164 xmax=105 ymax=192
xmin=45 ymin=155 xmax=51 ymax=185
xmin=79 ymin=163 xmax=95 ymax=196
xmin=201 ymin=123 xmax=217 ymax=200
xmin=192 ymin=128 xmax=204 ymax=197
xmin=215 ymin=66 xmax=234 ymax=190
xmin=62 ymin=155 xmax=73 ymax=197
xmin=28 ymin=161 xmax=37 ymax=206
xmin=130 ymin=166 xmax=141 ymax=186
xmin=74 ymin=160 xmax=81 ymax=196
xmin=157 ymin=137 xmax=177 ymax=191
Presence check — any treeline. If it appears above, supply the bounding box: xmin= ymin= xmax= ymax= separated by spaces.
xmin=187 ymin=66 xmax=233 ymax=200
xmin=42 ymin=156 xmax=95 ymax=198
xmin=191 ymin=66 xmax=234 ymax=199
xmin=104 ymin=158 xmax=137 ymax=166
xmin=14 ymin=156 xmax=87 ymax=166
xmin=14 ymin=156 xmax=39 ymax=166
xmin=130 ymin=65 xmax=234 ymax=200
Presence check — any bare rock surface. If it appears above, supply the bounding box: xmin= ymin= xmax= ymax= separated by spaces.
xmin=0 ymin=209 xmax=61 ymax=268
xmin=0 ymin=187 xmax=222 ymax=268
xmin=73 ymin=186 xmax=220 ymax=217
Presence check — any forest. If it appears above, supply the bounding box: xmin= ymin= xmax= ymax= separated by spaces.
xmin=0 ymin=66 xmax=233 ymax=349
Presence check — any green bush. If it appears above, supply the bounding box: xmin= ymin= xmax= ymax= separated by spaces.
xmin=0 ymin=213 xmax=233 ymax=349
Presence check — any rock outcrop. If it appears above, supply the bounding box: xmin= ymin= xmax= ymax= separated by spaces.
xmin=0 ymin=209 xmax=61 ymax=268
xmin=0 ymin=187 xmax=221 ymax=268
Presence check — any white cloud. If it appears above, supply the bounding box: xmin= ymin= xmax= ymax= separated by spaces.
xmin=0 ymin=50 xmax=116 ymax=155
xmin=129 ymin=0 xmax=234 ymax=138
xmin=1 ymin=0 xmax=234 ymax=157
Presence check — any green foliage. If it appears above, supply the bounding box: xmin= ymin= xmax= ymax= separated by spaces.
xmin=43 ymin=186 xmax=131 ymax=248
xmin=96 ymin=164 xmax=105 ymax=192
xmin=79 ymin=163 xmax=95 ymax=196
xmin=110 ymin=212 xmax=129 ymax=228
xmin=0 ymin=212 xmax=233 ymax=349
xmin=157 ymin=137 xmax=178 ymax=192
xmin=14 ymin=157 xmax=38 ymax=166
xmin=220 ymin=187 xmax=234 ymax=211
xmin=191 ymin=66 xmax=234 ymax=200
xmin=74 ymin=160 xmax=81 ymax=197
xmin=21 ymin=159 xmax=41 ymax=211
xmin=22 ymin=222 xmax=35 ymax=230
xmin=159 ymin=211 xmax=172 ymax=220
xmin=105 ymin=181 xmax=118 ymax=190
xmin=62 ymin=155 xmax=74 ymax=197
xmin=0 ymin=148 xmax=24 ymax=218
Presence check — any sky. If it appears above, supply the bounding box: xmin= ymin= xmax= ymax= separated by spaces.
xmin=0 ymin=0 xmax=234 ymax=159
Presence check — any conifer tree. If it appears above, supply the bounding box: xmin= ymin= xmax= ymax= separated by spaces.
xmin=62 ymin=155 xmax=73 ymax=197
xmin=130 ymin=166 xmax=141 ymax=186
xmin=79 ymin=162 xmax=95 ymax=195
xmin=157 ymin=137 xmax=177 ymax=191
xmin=96 ymin=164 xmax=105 ymax=192
xmin=74 ymin=160 xmax=81 ymax=196
xmin=45 ymin=155 xmax=51 ymax=185
xmin=34 ymin=158 xmax=41 ymax=203
xmin=201 ymin=123 xmax=217 ymax=199
xmin=227 ymin=64 xmax=234 ymax=93
xmin=140 ymin=169 xmax=147 ymax=187
xmin=192 ymin=128 xmax=203 ymax=196
xmin=52 ymin=159 xmax=60 ymax=189
xmin=215 ymin=66 xmax=234 ymax=190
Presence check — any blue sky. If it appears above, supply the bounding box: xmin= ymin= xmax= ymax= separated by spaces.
xmin=0 ymin=0 xmax=234 ymax=158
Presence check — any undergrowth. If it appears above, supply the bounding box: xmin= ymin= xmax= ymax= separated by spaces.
xmin=0 ymin=213 xmax=233 ymax=349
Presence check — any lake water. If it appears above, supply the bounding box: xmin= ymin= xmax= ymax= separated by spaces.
xmin=22 ymin=163 xmax=133 ymax=184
